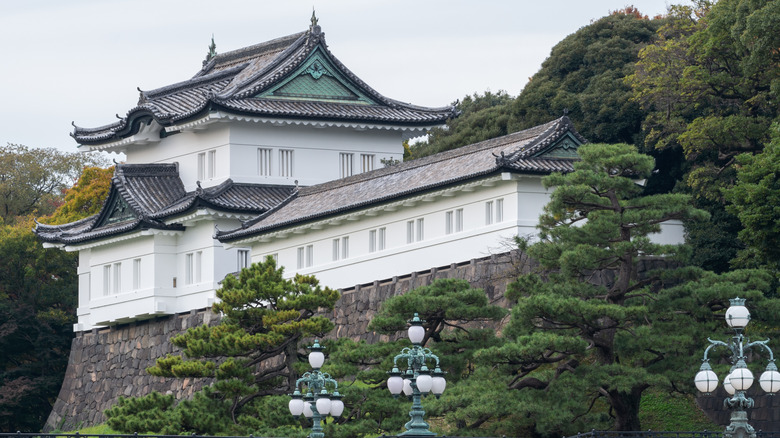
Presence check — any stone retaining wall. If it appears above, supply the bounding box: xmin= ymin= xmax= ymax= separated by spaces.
xmin=46 ymin=252 xmax=763 ymax=431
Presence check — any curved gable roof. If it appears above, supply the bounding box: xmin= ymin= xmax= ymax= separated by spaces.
xmin=72 ymin=23 xmax=458 ymax=146
xmin=34 ymin=164 xmax=295 ymax=245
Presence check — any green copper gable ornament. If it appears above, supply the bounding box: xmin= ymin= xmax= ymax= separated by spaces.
xmin=204 ymin=34 xmax=217 ymax=65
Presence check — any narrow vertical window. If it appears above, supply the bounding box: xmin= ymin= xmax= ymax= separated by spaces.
xmin=280 ymin=149 xmax=294 ymax=177
xmin=445 ymin=211 xmax=454 ymax=234
xmin=406 ymin=221 xmax=414 ymax=244
xmin=185 ymin=253 xmax=194 ymax=285
xmin=113 ymin=263 xmax=122 ymax=294
xmin=485 ymin=201 xmax=494 ymax=225
xmin=306 ymin=245 xmax=314 ymax=267
xmin=369 ymin=229 xmax=377 ymax=253
xmin=133 ymin=258 xmax=141 ymax=290
xmin=103 ymin=265 xmax=111 ymax=296
xmin=496 ymin=198 xmax=504 ymax=222
xmin=332 ymin=239 xmax=340 ymax=261
xmin=297 ymin=247 xmax=305 ymax=269
xmin=455 ymin=208 xmax=464 ymax=232
xmin=378 ymin=227 xmax=386 ymax=250
xmin=416 ymin=218 xmax=424 ymax=242
xmin=197 ymin=152 xmax=206 ymax=180
xmin=208 ymin=150 xmax=216 ymax=179
xmin=258 ymin=148 xmax=272 ymax=176
xmin=340 ymin=153 xmax=354 ymax=178
xmin=361 ymin=154 xmax=375 ymax=173
xmin=271 ymin=253 xmax=279 ymax=263
xmin=237 ymin=249 xmax=249 ymax=271
xmin=195 ymin=251 xmax=202 ymax=283
xmin=342 ymin=236 xmax=349 ymax=259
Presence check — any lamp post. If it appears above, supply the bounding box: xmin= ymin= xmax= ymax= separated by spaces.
xmin=386 ymin=313 xmax=446 ymax=437
xmin=695 ymin=297 xmax=780 ymax=438
xmin=289 ymin=340 xmax=345 ymax=438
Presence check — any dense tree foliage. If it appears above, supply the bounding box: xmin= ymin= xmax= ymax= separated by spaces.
xmin=0 ymin=144 xmax=107 ymax=223
xmin=628 ymin=0 xmax=780 ymax=272
xmin=512 ymin=9 xmax=662 ymax=146
xmin=0 ymin=143 xmax=110 ymax=432
xmin=630 ymin=0 xmax=780 ymax=197
xmin=475 ymin=143 xmax=715 ymax=433
xmin=42 ymin=166 xmax=114 ymax=225
xmin=411 ymin=9 xmax=663 ymax=159
xmin=0 ymin=219 xmax=78 ymax=432
xmin=321 ymin=278 xmax=508 ymax=437
xmin=723 ymin=123 xmax=780 ymax=277
xmin=106 ymin=257 xmax=339 ymax=434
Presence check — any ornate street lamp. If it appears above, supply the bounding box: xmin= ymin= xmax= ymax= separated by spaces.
xmin=695 ymin=297 xmax=780 ymax=438
xmin=386 ymin=313 xmax=446 ymax=436
xmin=289 ymin=340 xmax=345 ymax=438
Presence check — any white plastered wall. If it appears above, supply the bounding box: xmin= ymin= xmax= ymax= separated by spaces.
xmin=248 ymin=175 xmax=549 ymax=290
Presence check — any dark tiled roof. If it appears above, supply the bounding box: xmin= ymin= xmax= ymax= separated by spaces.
xmin=72 ymin=25 xmax=457 ymax=145
xmin=35 ymin=164 xmax=295 ymax=245
xmin=217 ymin=117 xmax=584 ymax=242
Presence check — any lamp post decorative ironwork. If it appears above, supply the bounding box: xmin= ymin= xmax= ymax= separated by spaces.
xmin=695 ymin=297 xmax=780 ymax=438
xmin=386 ymin=313 xmax=446 ymax=437
xmin=289 ymin=340 xmax=345 ymax=438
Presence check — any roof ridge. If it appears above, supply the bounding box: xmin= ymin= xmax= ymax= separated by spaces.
xmin=143 ymin=66 xmax=242 ymax=100
xmin=299 ymin=122 xmax=553 ymax=197
xmin=197 ymin=32 xmax=306 ymax=77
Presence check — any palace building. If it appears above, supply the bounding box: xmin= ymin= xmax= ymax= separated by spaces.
xmin=34 ymin=17 xmax=683 ymax=332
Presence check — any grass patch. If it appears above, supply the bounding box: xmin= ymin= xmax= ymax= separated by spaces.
xmin=61 ymin=423 xmax=120 ymax=435
xmin=640 ymin=390 xmax=719 ymax=431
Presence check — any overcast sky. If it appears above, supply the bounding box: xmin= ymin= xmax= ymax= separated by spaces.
xmin=0 ymin=0 xmax=671 ymax=153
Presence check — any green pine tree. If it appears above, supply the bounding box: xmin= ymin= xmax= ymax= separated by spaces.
xmin=106 ymin=256 xmax=339 ymax=434
xmin=476 ymin=143 xmax=775 ymax=435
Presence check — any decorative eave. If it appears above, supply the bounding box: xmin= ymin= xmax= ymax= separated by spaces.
xmin=166 ymin=111 xmax=439 ymax=138
xmin=52 ymin=228 xmax=185 ymax=252
xmin=163 ymin=208 xmax=259 ymax=227
xmin=77 ymin=120 xmax=162 ymax=153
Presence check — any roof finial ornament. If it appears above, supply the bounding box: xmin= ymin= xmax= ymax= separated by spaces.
xmin=196 ymin=180 xmax=204 ymax=195
xmin=203 ymin=34 xmax=217 ymax=66
xmin=563 ymin=108 xmax=569 ymax=116
xmin=309 ymin=9 xmax=321 ymax=35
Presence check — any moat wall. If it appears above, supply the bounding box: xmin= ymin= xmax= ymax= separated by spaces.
xmin=45 ymin=252 xmax=769 ymax=431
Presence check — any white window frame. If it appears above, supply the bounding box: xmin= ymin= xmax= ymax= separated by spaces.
xmin=342 ymin=236 xmax=349 ymax=259
xmin=185 ymin=253 xmax=194 ymax=285
xmin=445 ymin=211 xmax=454 ymax=234
xmin=306 ymin=245 xmax=314 ymax=267
xmin=297 ymin=247 xmax=305 ymax=269
xmin=455 ymin=208 xmax=464 ymax=232
xmin=208 ymin=150 xmax=216 ymax=179
xmin=237 ymin=249 xmax=250 ymax=271
xmin=485 ymin=200 xmax=494 ymax=225
xmin=332 ymin=238 xmax=341 ymax=261
xmin=360 ymin=154 xmax=375 ymax=173
xmin=133 ymin=258 xmax=141 ymax=290
xmin=416 ymin=218 xmax=424 ymax=242
xmin=378 ymin=227 xmax=386 ymax=250
xmin=496 ymin=198 xmax=504 ymax=223
xmin=340 ymin=153 xmax=354 ymax=178
xmin=195 ymin=251 xmax=202 ymax=283
xmin=369 ymin=229 xmax=377 ymax=253
xmin=258 ymin=148 xmax=272 ymax=176
xmin=406 ymin=220 xmax=414 ymax=244
xmin=280 ymin=149 xmax=294 ymax=177
xmin=103 ymin=265 xmax=111 ymax=296
xmin=197 ymin=152 xmax=206 ymax=180
xmin=113 ymin=263 xmax=122 ymax=294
